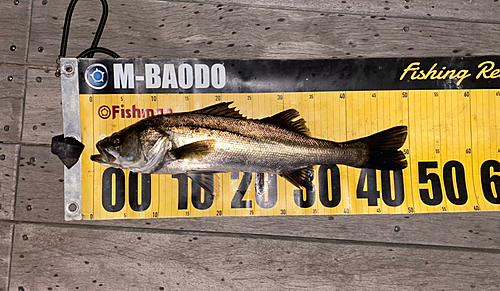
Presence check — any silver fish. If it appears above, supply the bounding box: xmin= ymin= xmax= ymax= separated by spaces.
xmin=91 ymin=102 xmax=407 ymax=191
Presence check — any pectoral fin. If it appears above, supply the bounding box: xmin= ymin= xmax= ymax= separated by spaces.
xmin=170 ymin=140 xmax=216 ymax=160
xmin=280 ymin=167 xmax=315 ymax=191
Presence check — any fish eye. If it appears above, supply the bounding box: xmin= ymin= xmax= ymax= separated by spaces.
xmin=112 ymin=138 xmax=121 ymax=147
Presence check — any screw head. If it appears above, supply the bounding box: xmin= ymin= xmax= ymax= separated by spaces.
xmin=68 ymin=203 xmax=78 ymax=212
xmin=3 ymin=125 xmax=10 ymax=131
xmin=32 ymin=125 xmax=38 ymax=131
xmin=37 ymin=46 xmax=44 ymax=53
xmin=13 ymin=0 xmax=19 ymax=5
xmin=7 ymin=75 xmax=13 ymax=81
xmin=36 ymin=76 xmax=42 ymax=83
xmin=26 ymin=205 xmax=32 ymax=211
xmin=42 ymin=0 xmax=48 ymax=5
xmin=394 ymin=226 xmax=401 ymax=232
xmin=62 ymin=63 xmax=75 ymax=77
xmin=403 ymin=26 xmax=410 ymax=32
xmin=0 ymin=154 xmax=5 ymax=160
xmin=22 ymin=234 xmax=28 ymax=241
xmin=29 ymin=157 xmax=36 ymax=164
xmin=10 ymin=45 xmax=17 ymax=51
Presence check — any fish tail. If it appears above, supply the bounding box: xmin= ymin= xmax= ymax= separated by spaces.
xmin=351 ymin=126 xmax=408 ymax=170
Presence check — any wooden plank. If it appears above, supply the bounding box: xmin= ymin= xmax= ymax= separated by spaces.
xmin=0 ymin=97 xmax=23 ymax=143
xmin=16 ymin=145 xmax=61 ymax=219
xmin=195 ymin=0 xmax=500 ymax=23
xmin=27 ymin=0 xmax=500 ymax=66
xmin=16 ymin=144 xmax=500 ymax=250
xmin=0 ymin=0 xmax=31 ymax=64
xmin=0 ymin=222 xmax=13 ymax=291
xmin=22 ymin=68 xmax=62 ymax=144
xmin=0 ymin=65 xmax=26 ymax=143
xmin=0 ymin=65 xmax=26 ymax=98
xmin=0 ymin=144 xmax=19 ymax=220
xmin=9 ymin=222 xmax=500 ymax=291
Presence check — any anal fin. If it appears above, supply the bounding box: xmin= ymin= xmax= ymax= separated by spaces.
xmin=280 ymin=167 xmax=315 ymax=191
xmin=187 ymin=172 xmax=221 ymax=198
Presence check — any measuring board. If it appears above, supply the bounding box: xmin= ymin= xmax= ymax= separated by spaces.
xmin=61 ymin=57 xmax=500 ymax=220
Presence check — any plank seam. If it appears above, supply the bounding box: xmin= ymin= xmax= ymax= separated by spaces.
xmin=6 ymin=223 xmax=15 ymax=291
xmin=25 ymin=0 xmax=34 ymax=65
xmin=156 ymin=0 xmax=500 ymax=25
xmin=0 ymin=63 xmax=57 ymax=70
xmin=5 ymin=219 xmax=500 ymax=255
xmin=0 ymin=142 xmax=51 ymax=147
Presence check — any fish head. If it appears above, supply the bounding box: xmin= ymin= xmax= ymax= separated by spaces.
xmin=91 ymin=123 xmax=168 ymax=173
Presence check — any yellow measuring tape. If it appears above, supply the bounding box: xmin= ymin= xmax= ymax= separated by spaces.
xmin=78 ymin=90 xmax=500 ymax=220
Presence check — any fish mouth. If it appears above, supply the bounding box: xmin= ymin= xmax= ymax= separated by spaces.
xmin=91 ymin=143 xmax=119 ymax=165
xmin=90 ymin=154 xmax=107 ymax=164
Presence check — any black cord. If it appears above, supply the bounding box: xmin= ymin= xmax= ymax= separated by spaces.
xmin=57 ymin=0 xmax=120 ymax=76
xmin=77 ymin=47 xmax=120 ymax=58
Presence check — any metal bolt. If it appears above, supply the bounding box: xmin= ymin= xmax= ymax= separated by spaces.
xmin=37 ymin=46 xmax=44 ymax=53
xmin=32 ymin=125 xmax=38 ymax=131
xmin=394 ymin=226 xmax=401 ymax=232
xmin=18 ymin=286 xmax=25 ymax=291
xmin=0 ymin=154 xmax=5 ymax=160
xmin=7 ymin=75 xmax=13 ymax=81
xmin=42 ymin=0 xmax=48 ymax=5
xmin=26 ymin=205 xmax=32 ymax=211
xmin=22 ymin=234 xmax=28 ymax=241
xmin=3 ymin=125 xmax=10 ymax=131
xmin=29 ymin=157 xmax=36 ymax=164
xmin=10 ymin=45 xmax=16 ymax=51
xmin=68 ymin=203 xmax=78 ymax=212
xmin=36 ymin=76 xmax=42 ymax=83
xmin=403 ymin=26 xmax=410 ymax=32
xmin=62 ymin=63 xmax=75 ymax=76
xmin=13 ymin=0 xmax=19 ymax=5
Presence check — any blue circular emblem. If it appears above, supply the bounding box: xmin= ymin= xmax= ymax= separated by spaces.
xmin=84 ymin=63 xmax=108 ymax=90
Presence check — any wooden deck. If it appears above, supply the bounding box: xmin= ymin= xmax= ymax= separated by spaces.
xmin=2 ymin=0 xmax=500 ymax=290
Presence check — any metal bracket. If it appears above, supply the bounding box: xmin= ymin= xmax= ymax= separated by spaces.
xmin=60 ymin=58 xmax=82 ymax=220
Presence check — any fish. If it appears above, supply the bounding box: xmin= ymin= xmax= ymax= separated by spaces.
xmin=91 ymin=102 xmax=408 ymax=192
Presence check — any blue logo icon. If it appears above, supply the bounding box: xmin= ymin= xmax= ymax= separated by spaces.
xmin=85 ymin=63 xmax=108 ymax=90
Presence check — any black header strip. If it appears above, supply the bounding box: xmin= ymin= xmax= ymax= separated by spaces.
xmin=78 ymin=56 xmax=500 ymax=94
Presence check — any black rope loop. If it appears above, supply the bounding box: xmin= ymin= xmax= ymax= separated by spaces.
xmin=76 ymin=47 xmax=121 ymax=58
xmin=56 ymin=0 xmax=120 ymax=76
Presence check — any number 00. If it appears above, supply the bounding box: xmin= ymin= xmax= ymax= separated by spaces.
xmin=102 ymin=168 xmax=152 ymax=213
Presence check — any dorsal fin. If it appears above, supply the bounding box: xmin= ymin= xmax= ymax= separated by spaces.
xmin=192 ymin=102 xmax=245 ymax=118
xmin=261 ymin=109 xmax=311 ymax=136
